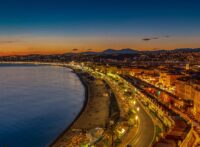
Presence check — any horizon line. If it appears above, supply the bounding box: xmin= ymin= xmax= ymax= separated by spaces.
xmin=0 ymin=47 xmax=200 ymax=57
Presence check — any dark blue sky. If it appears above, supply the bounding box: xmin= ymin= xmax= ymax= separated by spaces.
xmin=0 ymin=0 xmax=200 ymax=54
xmin=0 ymin=0 xmax=199 ymax=35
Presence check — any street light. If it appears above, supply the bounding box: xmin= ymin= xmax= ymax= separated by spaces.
xmin=137 ymin=107 xmax=140 ymax=112
xmin=109 ymin=120 xmax=114 ymax=147
xmin=117 ymin=128 xmax=126 ymax=137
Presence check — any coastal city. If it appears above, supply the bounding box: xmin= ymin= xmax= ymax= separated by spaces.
xmin=0 ymin=0 xmax=200 ymax=146
xmin=1 ymin=48 xmax=200 ymax=146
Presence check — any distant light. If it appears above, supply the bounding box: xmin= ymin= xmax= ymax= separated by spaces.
xmin=121 ymin=128 xmax=125 ymax=134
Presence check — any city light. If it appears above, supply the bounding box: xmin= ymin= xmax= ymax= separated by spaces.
xmin=1 ymin=5 xmax=199 ymax=145
xmin=121 ymin=128 xmax=125 ymax=134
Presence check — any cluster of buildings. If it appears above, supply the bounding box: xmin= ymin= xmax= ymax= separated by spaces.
xmin=80 ymin=61 xmax=200 ymax=146
xmin=84 ymin=62 xmax=200 ymax=122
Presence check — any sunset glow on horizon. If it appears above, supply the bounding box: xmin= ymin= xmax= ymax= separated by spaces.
xmin=0 ymin=35 xmax=200 ymax=56
xmin=0 ymin=0 xmax=200 ymax=55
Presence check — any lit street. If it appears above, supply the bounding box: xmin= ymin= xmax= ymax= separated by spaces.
xmin=128 ymin=102 xmax=155 ymax=147
xmin=0 ymin=1 xmax=200 ymax=146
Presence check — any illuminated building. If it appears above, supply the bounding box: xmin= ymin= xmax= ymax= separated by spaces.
xmin=175 ymin=77 xmax=200 ymax=121
xmin=159 ymin=72 xmax=181 ymax=88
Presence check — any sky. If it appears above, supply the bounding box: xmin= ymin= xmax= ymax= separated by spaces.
xmin=0 ymin=0 xmax=200 ymax=55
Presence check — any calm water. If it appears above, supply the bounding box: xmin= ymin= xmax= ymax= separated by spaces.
xmin=0 ymin=64 xmax=85 ymax=147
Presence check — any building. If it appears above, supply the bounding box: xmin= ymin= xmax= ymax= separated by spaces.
xmin=175 ymin=77 xmax=200 ymax=121
xmin=159 ymin=72 xmax=171 ymax=87
xmin=175 ymin=78 xmax=199 ymax=101
xmin=193 ymin=87 xmax=200 ymax=121
xmin=186 ymin=63 xmax=190 ymax=70
xmin=159 ymin=72 xmax=181 ymax=88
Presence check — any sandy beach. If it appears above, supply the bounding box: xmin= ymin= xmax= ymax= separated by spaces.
xmin=51 ymin=70 xmax=114 ymax=146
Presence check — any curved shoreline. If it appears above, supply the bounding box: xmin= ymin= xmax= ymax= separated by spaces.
xmin=0 ymin=62 xmax=88 ymax=146
xmin=0 ymin=62 xmax=111 ymax=146
xmin=0 ymin=62 xmax=89 ymax=146
xmin=51 ymin=68 xmax=113 ymax=146
xmin=49 ymin=68 xmax=89 ymax=146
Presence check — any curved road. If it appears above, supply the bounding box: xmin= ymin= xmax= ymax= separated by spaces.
xmin=122 ymin=75 xmax=155 ymax=147
xmin=104 ymin=74 xmax=155 ymax=147
xmin=129 ymin=102 xmax=155 ymax=147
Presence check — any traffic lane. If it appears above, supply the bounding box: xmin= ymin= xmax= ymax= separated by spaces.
xmin=130 ymin=102 xmax=155 ymax=147
xmin=121 ymin=75 xmax=155 ymax=147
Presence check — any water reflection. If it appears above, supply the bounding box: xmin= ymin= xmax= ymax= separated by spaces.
xmin=0 ymin=64 xmax=84 ymax=147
